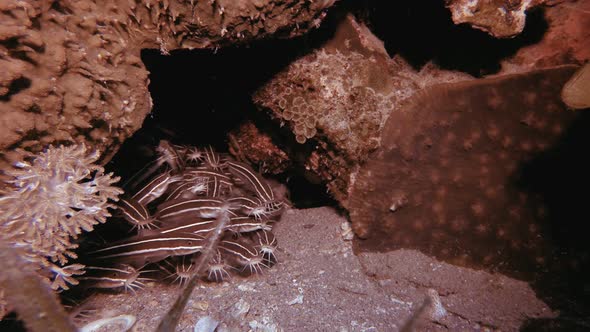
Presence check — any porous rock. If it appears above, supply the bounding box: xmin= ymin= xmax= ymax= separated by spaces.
xmin=502 ymin=0 xmax=590 ymax=70
xmin=0 ymin=0 xmax=152 ymax=172
xmin=0 ymin=0 xmax=336 ymax=174
xmin=253 ymin=14 xmax=471 ymax=202
xmin=446 ymin=0 xmax=546 ymax=38
xmin=228 ymin=121 xmax=291 ymax=175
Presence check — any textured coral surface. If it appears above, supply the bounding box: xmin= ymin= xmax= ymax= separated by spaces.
xmin=349 ymin=66 xmax=579 ymax=279
xmin=253 ymin=15 xmax=472 ymax=203
xmin=0 ymin=0 xmax=334 ymax=175
xmin=255 ymin=16 xmax=399 ymax=154
xmin=228 ymin=121 xmax=291 ymax=175
xmin=248 ymin=2 xmax=589 ymax=206
xmin=446 ymin=0 xmax=546 ymax=38
xmin=503 ymin=0 xmax=590 ymax=69
xmin=0 ymin=0 xmax=151 ymax=172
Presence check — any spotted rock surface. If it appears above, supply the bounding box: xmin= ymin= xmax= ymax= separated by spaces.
xmin=349 ymin=65 xmax=580 ymax=279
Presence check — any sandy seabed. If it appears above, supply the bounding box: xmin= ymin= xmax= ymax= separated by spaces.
xmin=75 ymin=207 xmax=553 ymax=332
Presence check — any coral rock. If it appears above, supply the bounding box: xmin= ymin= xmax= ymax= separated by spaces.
xmin=446 ymin=0 xmax=546 ymax=38
xmin=0 ymin=0 xmax=336 ymax=174
xmin=502 ymin=0 xmax=590 ymax=70
xmin=0 ymin=0 xmax=151 ymax=173
xmin=253 ymin=14 xmax=470 ymax=203
xmin=228 ymin=121 xmax=291 ymax=175
xmin=348 ymin=65 xmax=579 ymax=279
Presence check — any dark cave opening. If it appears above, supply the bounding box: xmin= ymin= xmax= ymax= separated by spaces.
xmin=107 ymin=34 xmax=340 ymax=209
xmin=515 ymin=111 xmax=590 ymax=317
xmin=360 ymin=0 xmax=548 ymax=76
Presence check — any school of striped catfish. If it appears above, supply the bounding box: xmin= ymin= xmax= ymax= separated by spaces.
xmin=79 ymin=140 xmax=286 ymax=292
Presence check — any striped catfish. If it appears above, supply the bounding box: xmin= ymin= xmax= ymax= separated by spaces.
xmin=226 ymin=216 xmax=273 ymax=233
xmin=183 ymin=167 xmax=233 ymax=197
xmin=156 ymin=140 xmax=185 ymax=172
xmin=155 ymin=197 xmax=238 ymax=224
xmin=203 ymin=145 xmax=227 ymax=170
xmin=227 ymin=161 xmax=277 ymax=204
xmin=207 ymin=175 xmax=232 ymax=197
xmin=153 ymin=212 xmax=269 ymax=236
xmin=87 ymin=232 xmax=205 ymax=268
xmin=77 ymin=265 xmax=154 ymax=293
xmin=254 ymin=229 xmax=278 ymax=262
xmin=157 ymin=218 xmax=218 ymax=236
xmin=122 ymin=141 xmax=180 ymax=190
xmin=118 ymin=197 xmax=158 ymax=231
xmin=183 ymin=167 xmax=232 ymax=181
xmin=160 ymin=255 xmax=196 ymax=286
xmin=183 ymin=146 xmax=205 ymax=165
xmin=123 ymin=141 xmax=185 ymax=190
xmin=228 ymin=196 xmax=284 ymax=220
xmin=219 ymin=237 xmax=267 ymax=275
xmin=206 ymin=250 xmax=231 ymax=282
xmin=165 ymin=181 xmax=209 ymax=200
xmin=132 ymin=170 xmax=181 ymax=205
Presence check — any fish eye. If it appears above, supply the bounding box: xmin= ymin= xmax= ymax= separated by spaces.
xmin=188 ymin=241 xmax=193 ymax=245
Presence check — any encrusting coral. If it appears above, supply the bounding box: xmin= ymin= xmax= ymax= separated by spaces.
xmin=0 ymin=144 xmax=123 ymax=292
